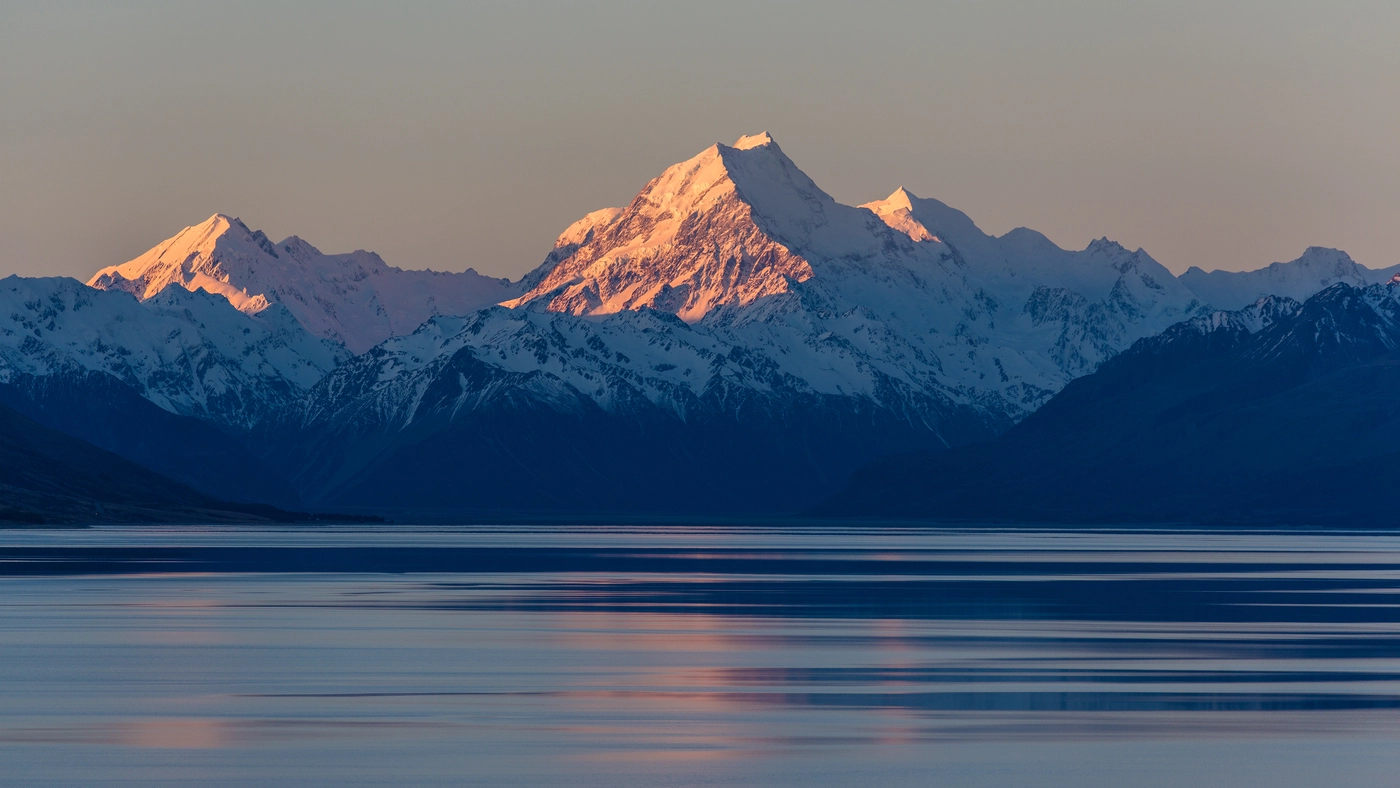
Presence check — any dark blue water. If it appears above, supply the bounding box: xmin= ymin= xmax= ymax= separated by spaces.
xmin=2 ymin=525 xmax=1399 ymax=786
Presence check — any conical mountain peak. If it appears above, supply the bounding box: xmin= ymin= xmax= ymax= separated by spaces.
xmin=509 ymin=132 xmax=935 ymax=321
xmin=861 ymin=188 xmax=936 ymax=242
xmin=884 ymin=187 xmax=919 ymax=208
xmin=507 ymin=135 xmax=848 ymax=321
xmin=862 ymin=188 xmax=992 ymax=249
xmin=87 ymin=213 xmax=283 ymax=312
xmin=88 ymin=214 xmax=518 ymax=353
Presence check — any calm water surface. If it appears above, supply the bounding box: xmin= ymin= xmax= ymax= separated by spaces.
xmin=2 ymin=525 xmax=1399 ymax=786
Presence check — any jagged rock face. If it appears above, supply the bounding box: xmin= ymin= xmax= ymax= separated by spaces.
xmin=89 ymin=214 xmax=520 ymax=353
xmin=861 ymin=188 xmax=939 ymax=242
xmin=0 ymin=276 xmax=345 ymax=429
xmin=507 ymin=133 xmax=819 ymax=321
xmin=287 ymin=306 xmax=998 ymax=438
xmin=1239 ymin=281 xmax=1400 ymax=371
xmin=862 ymin=187 xmax=1212 ymax=379
xmin=89 ymin=214 xmax=280 ymax=312
xmin=263 ymin=306 xmax=998 ymax=509
xmin=496 ymin=136 xmax=1216 ymax=440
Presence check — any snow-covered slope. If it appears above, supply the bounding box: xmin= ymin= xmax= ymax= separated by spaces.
xmin=50 ymin=131 xmax=1391 ymax=515
xmin=502 ymin=135 xmax=1208 ymax=422
xmin=88 ymin=214 xmax=520 ymax=353
xmin=822 ymin=280 xmax=1400 ymax=525
xmin=505 ymin=132 xmax=826 ymax=321
xmin=267 ymin=304 xmax=997 ymax=508
xmin=860 ymin=186 xmax=1209 ymax=378
xmin=292 ymin=303 xmax=994 ymax=437
xmin=0 ymin=276 xmax=345 ymax=429
xmin=1179 ymin=247 xmax=1399 ymax=310
xmin=264 ymin=134 xmax=1225 ymax=510
xmin=1181 ymin=294 xmax=1303 ymax=336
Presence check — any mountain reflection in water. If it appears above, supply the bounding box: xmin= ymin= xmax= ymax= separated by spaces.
xmin=1 ymin=526 xmax=1398 ymax=787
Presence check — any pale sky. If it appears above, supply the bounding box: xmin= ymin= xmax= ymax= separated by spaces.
xmin=1 ymin=1 xmax=1396 ymax=280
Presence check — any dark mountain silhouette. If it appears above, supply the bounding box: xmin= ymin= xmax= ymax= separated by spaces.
xmin=821 ymin=283 xmax=1400 ymax=526
xmin=0 ymin=370 xmax=301 ymax=508
xmin=0 ymin=399 xmax=305 ymax=523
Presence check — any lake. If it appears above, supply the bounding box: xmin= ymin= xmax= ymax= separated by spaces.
xmin=1 ymin=525 xmax=1398 ymax=786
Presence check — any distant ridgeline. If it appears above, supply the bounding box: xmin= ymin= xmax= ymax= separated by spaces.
xmin=4 ymin=133 xmax=1398 ymax=523
xmin=821 ymin=284 xmax=1400 ymax=525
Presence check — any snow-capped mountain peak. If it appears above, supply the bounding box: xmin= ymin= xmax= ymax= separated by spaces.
xmin=862 ymin=188 xmax=990 ymax=252
xmin=504 ymin=133 xmax=839 ymax=322
xmin=90 ymin=213 xmax=276 ymax=312
xmin=89 ymin=214 xmax=521 ymax=353
xmin=861 ymin=188 xmax=939 ymax=243
xmin=434 ymin=134 xmax=1214 ymax=442
xmin=1178 ymin=246 xmax=1392 ymax=310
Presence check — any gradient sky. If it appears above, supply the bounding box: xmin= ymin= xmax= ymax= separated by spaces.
xmin=1 ymin=1 xmax=1396 ymax=280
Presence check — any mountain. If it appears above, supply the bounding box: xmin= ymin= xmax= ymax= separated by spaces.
xmin=261 ymin=306 xmax=986 ymax=513
xmin=506 ymin=132 xmax=832 ymax=320
xmin=0 ymin=276 xmax=344 ymax=504
xmin=89 ymin=214 xmax=520 ymax=353
xmin=0 ymin=368 xmax=301 ymax=507
xmin=0 ymin=399 xmax=290 ymax=524
xmin=1179 ymin=246 xmax=1400 ymax=310
xmin=42 ymin=132 xmax=1386 ymax=520
xmin=860 ymin=186 xmax=1210 ymax=377
xmin=512 ymin=133 xmax=1209 ymax=420
xmin=820 ymin=282 xmax=1400 ymax=525
xmin=0 ymin=276 xmax=344 ymax=430
xmin=257 ymin=134 xmax=1215 ymax=514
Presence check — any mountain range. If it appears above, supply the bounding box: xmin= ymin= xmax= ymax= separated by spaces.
xmin=821 ymin=282 xmax=1400 ymax=525
xmin=89 ymin=214 xmax=517 ymax=353
xmin=3 ymin=132 xmax=1395 ymax=523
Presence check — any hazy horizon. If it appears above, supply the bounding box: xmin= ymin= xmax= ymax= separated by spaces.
xmin=2 ymin=1 xmax=1396 ymax=280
